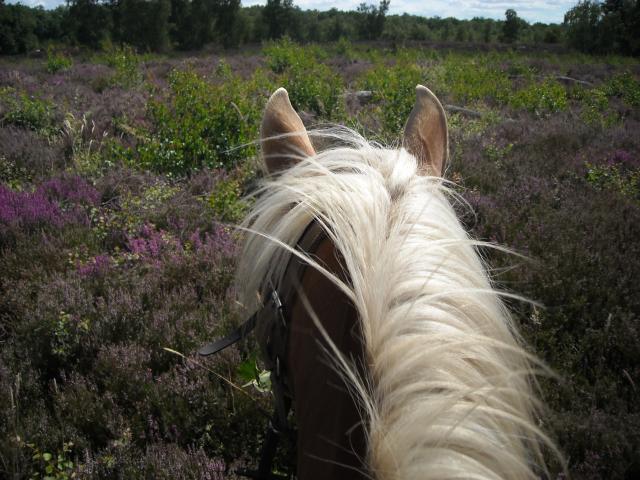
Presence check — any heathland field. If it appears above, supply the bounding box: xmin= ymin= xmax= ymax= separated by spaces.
xmin=1 ymin=40 xmax=639 ymax=478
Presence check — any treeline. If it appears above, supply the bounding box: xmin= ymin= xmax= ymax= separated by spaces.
xmin=0 ymin=0 xmax=638 ymax=56
xmin=564 ymin=0 xmax=640 ymax=56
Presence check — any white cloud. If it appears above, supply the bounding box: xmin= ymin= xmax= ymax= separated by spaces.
xmin=8 ymin=0 xmax=57 ymax=9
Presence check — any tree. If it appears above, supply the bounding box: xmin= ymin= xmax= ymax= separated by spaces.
xmin=0 ymin=3 xmax=38 ymax=54
xmin=66 ymin=0 xmax=111 ymax=49
xmin=169 ymin=0 xmax=239 ymax=50
xmin=502 ymin=8 xmax=521 ymax=43
xmin=263 ymin=0 xmax=295 ymax=40
xmin=113 ymin=0 xmax=171 ymax=51
xmin=214 ymin=0 xmax=241 ymax=48
xmin=356 ymin=0 xmax=389 ymax=40
xmin=564 ymin=1 xmax=603 ymax=53
xmin=600 ymin=0 xmax=640 ymax=55
xmin=482 ymin=20 xmax=492 ymax=43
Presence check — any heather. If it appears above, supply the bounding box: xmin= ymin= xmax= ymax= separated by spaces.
xmin=1 ymin=41 xmax=639 ymax=479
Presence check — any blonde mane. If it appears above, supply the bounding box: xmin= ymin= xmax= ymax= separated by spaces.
xmin=236 ymin=127 xmax=556 ymax=479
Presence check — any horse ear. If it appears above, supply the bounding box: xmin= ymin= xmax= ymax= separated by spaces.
xmin=260 ymin=87 xmax=315 ymax=173
xmin=403 ymin=85 xmax=449 ymax=177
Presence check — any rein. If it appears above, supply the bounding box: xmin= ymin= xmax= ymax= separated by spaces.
xmin=198 ymin=221 xmax=327 ymax=479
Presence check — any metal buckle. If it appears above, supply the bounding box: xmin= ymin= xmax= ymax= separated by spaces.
xmin=270 ymin=289 xmax=287 ymax=329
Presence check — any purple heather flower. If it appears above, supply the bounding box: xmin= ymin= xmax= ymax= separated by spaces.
xmin=126 ymin=224 xmax=180 ymax=261
xmin=77 ymin=254 xmax=112 ymax=277
xmin=189 ymin=228 xmax=204 ymax=250
xmin=607 ymin=149 xmax=640 ymax=170
xmin=38 ymin=174 xmax=100 ymax=206
xmin=0 ymin=183 xmax=65 ymax=228
xmin=465 ymin=191 xmax=498 ymax=211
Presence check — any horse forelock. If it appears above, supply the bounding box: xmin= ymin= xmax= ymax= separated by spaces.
xmin=235 ymin=127 xmax=558 ymax=480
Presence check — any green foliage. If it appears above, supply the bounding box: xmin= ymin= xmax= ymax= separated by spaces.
xmin=2 ymin=1 xmax=633 ymax=55
xmin=573 ymin=86 xmax=618 ymax=126
xmin=263 ymin=39 xmax=344 ymax=117
xmin=0 ymin=88 xmax=56 ymax=136
xmin=262 ymin=0 xmax=296 ymax=40
xmin=564 ymin=0 xmax=640 ymax=55
xmin=0 ymin=154 xmax=31 ymax=189
xmin=335 ymin=36 xmax=355 ymax=58
xmin=90 ymin=181 xmax=181 ymax=239
xmin=137 ymin=66 xmax=269 ymax=175
xmin=46 ymin=47 xmax=73 ymax=74
xmin=603 ymin=72 xmax=640 ymax=107
xmin=0 ymin=3 xmax=40 ymax=54
xmin=207 ymin=177 xmax=247 ymax=222
xmin=585 ymin=162 xmax=640 ymax=197
xmin=356 ymin=0 xmax=390 ymax=40
xmin=263 ymin=36 xmax=300 ymax=73
xmin=501 ymin=9 xmax=522 ymax=43
xmin=483 ymin=142 xmax=513 ymax=166
xmin=360 ymin=59 xmax=424 ymax=135
xmin=510 ymin=79 xmax=568 ymax=114
xmin=51 ymin=311 xmax=90 ymax=362
xmin=281 ymin=63 xmax=343 ymax=118
xmin=26 ymin=441 xmax=76 ymax=480
xmin=95 ymin=44 xmax=142 ymax=89
xmin=237 ymin=357 xmax=272 ymax=393
xmin=111 ymin=0 xmax=171 ymax=52
xmin=440 ymin=54 xmax=512 ymax=105
xmin=67 ymin=0 xmax=111 ymax=49
xmin=564 ymin=1 xmax=604 ymax=54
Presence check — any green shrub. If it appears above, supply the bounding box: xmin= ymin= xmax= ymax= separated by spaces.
xmin=263 ymin=37 xmax=328 ymax=73
xmin=90 ymin=181 xmax=181 ymax=240
xmin=573 ymin=86 xmax=617 ymax=126
xmin=510 ymin=78 xmax=568 ymax=114
xmin=360 ymin=60 xmax=424 ymax=135
xmin=206 ymin=177 xmax=247 ymax=223
xmin=0 ymin=88 xmax=56 ymax=136
xmin=25 ymin=441 xmax=76 ymax=480
xmin=263 ymin=37 xmax=301 ymax=74
xmin=440 ymin=54 xmax=511 ymax=105
xmin=136 ymin=66 xmax=270 ymax=175
xmin=95 ymin=44 xmax=142 ymax=89
xmin=0 ymin=153 xmax=32 ymax=188
xmin=603 ymin=72 xmax=640 ymax=107
xmin=585 ymin=162 xmax=639 ymax=198
xmin=335 ymin=36 xmax=355 ymax=59
xmin=46 ymin=47 xmax=73 ymax=74
xmin=264 ymin=39 xmax=344 ymax=118
xmin=483 ymin=142 xmax=513 ymax=166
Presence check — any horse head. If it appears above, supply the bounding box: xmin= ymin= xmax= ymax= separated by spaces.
xmin=234 ymin=86 xmax=557 ymax=480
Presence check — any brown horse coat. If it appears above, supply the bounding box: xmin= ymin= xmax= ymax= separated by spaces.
xmin=287 ymin=237 xmax=368 ymax=480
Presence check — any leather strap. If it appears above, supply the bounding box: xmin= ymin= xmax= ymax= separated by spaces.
xmin=198 ymin=313 xmax=258 ymax=356
xmin=198 ymin=221 xmax=327 ymax=359
xmin=196 ymin=220 xmax=328 ymax=480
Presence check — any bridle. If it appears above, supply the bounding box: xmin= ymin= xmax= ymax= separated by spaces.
xmin=198 ymin=221 xmax=327 ymax=479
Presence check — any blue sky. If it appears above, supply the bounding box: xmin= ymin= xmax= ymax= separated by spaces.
xmin=9 ymin=0 xmax=575 ymax=24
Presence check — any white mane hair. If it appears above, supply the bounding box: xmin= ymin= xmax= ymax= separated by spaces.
xmin=236 ymin=127 xmax=557 ymax=480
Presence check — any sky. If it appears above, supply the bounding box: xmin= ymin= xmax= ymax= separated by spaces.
xmin=8 ymin=0 xmax=576 ymax=25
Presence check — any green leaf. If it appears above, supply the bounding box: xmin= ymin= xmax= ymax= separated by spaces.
xmin=42 ymin=453 xmax=52 ymax=462
xmin=236 ymin=357 xmax=258 ymax=383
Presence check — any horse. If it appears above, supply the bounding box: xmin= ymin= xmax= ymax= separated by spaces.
xmin=230 ymin=86 xmax=558 ymax=479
